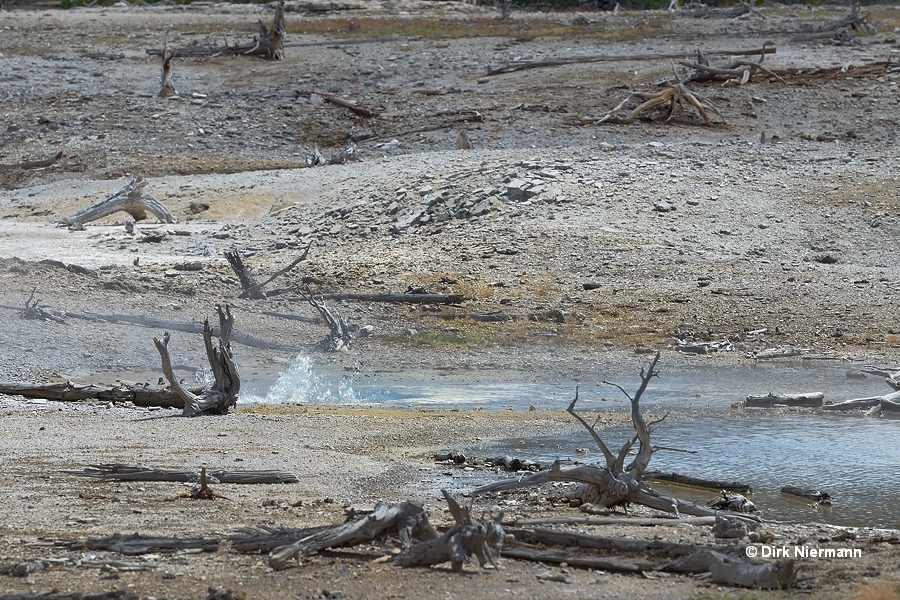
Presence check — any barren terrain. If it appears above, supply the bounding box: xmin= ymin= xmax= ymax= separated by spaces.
xmin=1 ymin=2 xmax=900 ymax=599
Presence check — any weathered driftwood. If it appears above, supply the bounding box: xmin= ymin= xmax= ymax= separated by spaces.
xmin=0 ymin=380 xmax=200 ymax=408
xmin=752 ymin=347 xmax=803 ymax=360
xmin=822 ymin=395 xmax=882 ymax=411
xmin=312 ymin=292 xmax=466 ymax=305
xmin=486 ymin=46 xmax=776 ymax=76
xmin=504 ymin=515 xmax=717 ymax=527
xmin=224 ymin=250 xmax=266 ymax=300
xmin=675 ymin=339 xmax=733 ymax=354
xmin=2 ymin=557 xmax=153 ymax=577
xmin=472 ymin=352 xmax=719 ymax=518
xmin=664 ymin=549 xmax=795 ymax=589
xmin=781 ymin=486 xmax=832 ymax=504
xmin=63 ymin=175 xmax=177 ymax=227
xmin=153 ymin=305 xmax=240 ymax=416
xmin=679 ymin=43 xmax=785 ymax=85
xmin=790 ymin=6 xmax=876 ymax=42
xmin=501 ymin=546 xmax=652 ymax=572
xmin=225 ymin=244 xmax=311 ymax=299
xmin=264 ymin=501 xmax=437 ymax=570
xmin=64 ymin=463 xmax=299 ymax=484
xmin=22 ymin=287 xmax=67 ymax=324
xmin=83 ymin=533 xmax=219 ymax=555
xmin=713 ymin=514 xmax=774 ymax=542
xmin=707 ymin=490 xmax=758 ymax=513
xmin=505 ymin=527 xmax=794 ymax=588
xmin=645 ymin=470 xmax=752 ymax=494
xmin=859 ymin=365 xmax=900 ymax=390
xmin=158 ymin=31 xmax=176 ymax=97
xmin=303 ymin=292 xmax=352 ymax=352
xmin=3 ymin=300 xmax=305 ymax=352
xmin=744 ymin=392 xmax=824 ymax=408
xmin=146 ymin=0 xmax=285 ymax=60
xmin=295 ymin=90 xmax=380 ymax=118
xmin=231 ymin=524 xmax=330 ymax=554
xmin=394 ymin=490 xmax=509 ymax=572
xmin=429 ymin=309 xmax=569 ymax=323
xmin=0 ymin=150 xmax=64 ymax=171
xmin=880 ymin=394 xmax=900 ymax=414
xmin=246 ymin=0 xmax=286 ymax=60
xmin=357 ymin=110 xmax=485 ymax=144
xmin=178 ymin=466 xmax=229 ymax=500
xmin=578 ymin=73 xmax=724 ymax=127
xmin=261 ymin=310 xmax=321 ymax=324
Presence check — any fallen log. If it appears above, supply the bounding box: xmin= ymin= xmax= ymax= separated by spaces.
xmin=780 ymin=486 xmax=832 ymax=505
xmin=678 ymin=43 xmax=785 ymax=86
xmin=822 ymin=396 xmax=882 ymax=411
xmin=744 ymin=392 xmax=824 ymax=408
xmin=64 ymin=464 xmax=299 ymax=484
xmin=295 ymin=90 xmax=380 ymax=118
xmin=501 ymin=546 xmax=652 ymax=572
xmin=790 ymin=6 xmax=876 ymax=42
xmin=486 ymin=46 xmax=776 ymax=75
xmin=881 ymin=395 xmax=900 ymax=414
xmin=62 ymin=175 xmax=176 ymax=227
xmin=83 ymin=533 xmax=219 ymax=555
xmin=505 ymin=515 xmax=717 ymax=527
xmin=0 ymin=150 xmax=64 ymax=171
xmin=0 ymin=380 xmax=199 ymax=408
xmin=289 ymin=292 xmax=466 ymax=305
xmin=645 ymin=470 xmax=752 ymax=494
xmin=394 ymin=490 xmax=509 ymax=572
xmin=264 ymin=500 xmax=437 ymax=570
xmin=1 ymin=301 xmax=303 ymax=352
xmin=707 ymin=490 xmax=757 ymax=513
xmin=144 ymin=0 xmax=286 ymax=60
xmin=504 ymin=527 xmax=794 ymax=588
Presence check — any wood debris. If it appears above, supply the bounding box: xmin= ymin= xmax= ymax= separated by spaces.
xmin=62 ymin=175 xmax=176 ymax=228
xmin=153 ymin=305 xmax=240 ymax=416
xmin=64 ymin=463 xmax=300 ymax=484
xmin=574 ymin=71 xmax=724 ymax=127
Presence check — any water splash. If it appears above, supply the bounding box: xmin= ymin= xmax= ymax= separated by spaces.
xmin=260 ymin=354 xmax=357 ymax=404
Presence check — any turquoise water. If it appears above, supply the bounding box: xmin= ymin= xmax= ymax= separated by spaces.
xmin=250 ymin=355 xmax=900 ymax=528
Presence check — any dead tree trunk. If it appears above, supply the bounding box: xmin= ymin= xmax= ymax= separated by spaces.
xmin=394 ymin=490 xmax=510 ymax=572
xmin=245 ymin=0 xmax=286 ymax=60
xmin=225 ymin=243 xmax=311 ymax=299
xmin=158 ymin=31 xmax=177 ymax=98
xmin=472 ymin=352 xmax=718 ymax=518
xmin=63 ymin=175 xmax=177 ymax=227
xmin=303 ymin=291 xmax=352 ymax=352
xmin=22 ymin=287 xmax=66 ymax=323
xmin=260 ymin=501 xmax=438 ymax=570
xmin=153 ymin=305 xmax=240 ymax=416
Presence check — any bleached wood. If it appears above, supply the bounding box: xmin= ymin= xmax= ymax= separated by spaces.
xmin=63 ymin=175 xmax=176 ymax=227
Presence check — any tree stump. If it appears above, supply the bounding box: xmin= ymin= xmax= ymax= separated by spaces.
xmin=153 ymin=305 xmax=240 ymax=416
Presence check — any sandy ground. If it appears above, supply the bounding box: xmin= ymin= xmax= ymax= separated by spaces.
xmin=1 ymin=2 xmax=900 ymax=598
